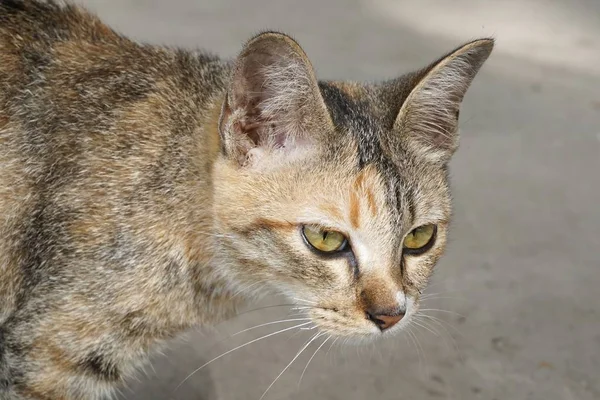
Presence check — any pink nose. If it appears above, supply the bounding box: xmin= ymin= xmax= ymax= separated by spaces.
xmin=367 ymin=311 xmax=405 ymax=331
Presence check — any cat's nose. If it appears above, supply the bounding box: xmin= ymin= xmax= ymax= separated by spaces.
xmin=366 ymin=308 xmax=405 ymax=331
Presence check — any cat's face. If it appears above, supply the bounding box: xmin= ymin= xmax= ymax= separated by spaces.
xmin=213 ymin=33 xmax=492 ymax=339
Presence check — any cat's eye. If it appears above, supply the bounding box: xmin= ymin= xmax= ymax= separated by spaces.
xmin=403 ymin=224 xmax=437 ymax=255
xmin=301 ymin=225 xmax=348 ymax=253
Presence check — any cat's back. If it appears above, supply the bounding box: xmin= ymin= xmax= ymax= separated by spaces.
xmin=0 ymin=0 xmax=227 ymax=138
xmin=0 ymin=0 xmax=179 ymax=188
xmin=0 ymin=0 xmax=228 ymax=152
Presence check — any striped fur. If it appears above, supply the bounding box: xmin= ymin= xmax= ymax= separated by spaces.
xmin=0 ymin=1 xmax=492 ymax=398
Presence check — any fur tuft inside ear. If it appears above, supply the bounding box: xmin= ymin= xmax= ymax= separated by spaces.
xmin=218 ymin=32 xmax=331 ymax=168
xmin=395 ymin=38 xmax=494 ymax=163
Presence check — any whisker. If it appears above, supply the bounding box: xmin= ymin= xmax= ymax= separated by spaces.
xmin=298 ymin=335 xmax=330 ymax=388
xmin=419 ymin=308 xmax=465 ymax=318
xmin=284 ymin=328 xmax=305 ymax=342
xmin=215 ymin=304 xmax=299 ymax=327
xmin=418 ymin=313 xmax=464 ymax=361
xmin=300 ymin=324 xmax=319 ymax=330
xmin=175 ymin=321 xmax=311 ymax=391
xmin=421 ymin=281 xmax=446 ymax=290
xmin=325 ymin=337 xmax=339 ymax=356
xmin=411 ymin=318 xmax=441 ymax=337
xmin=259 ymin=332 xmax=325 ymax=400
xmin=421 ymin=282 xmax=464 ymax=294
xmin=231 ymin=318 xmax=311 ymax=337
xmin=287 ymin=311 xmax=310 ymax=318
xmin=418 ymin=313 xmax=464 ymax=337
xmin=406 ymin=326 xmax=427 ymax=377
xmin=287 ymin=306 xmax=317 ymax=318
xmin=400 ymin=329 xmax=412 ymax=352
xmin=202 ymin=305 xmax=305 ymax=352
xmin=405 ymin=327 xmax=420 ymax=363
xmin=420 ymin=295 xmax=463 ymax=302
xmin=413 ymin=315 xmax=456 ymax=357
xmin=420 ymin=288 xmax=464 ymax=298
xmin=230 ymin=281 xmax=265 ymax=301
xmin=420 ymin=291 xmax=445 ymax=298
xmin=410 ymin=325 xmax=430 ymax=378
xmin=413 ymin=316 xmax=444 ymax=337
xmin=293 ymin=297 xmax=317 ymax=305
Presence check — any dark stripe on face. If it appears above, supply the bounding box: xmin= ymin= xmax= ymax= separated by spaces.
xmin=406 ymin=185 xmax=417 ymax=227
xmin=318 ymin=82 xmax=384 ymax=168
xmin=374 ymin=156 xmax=412 ymax=226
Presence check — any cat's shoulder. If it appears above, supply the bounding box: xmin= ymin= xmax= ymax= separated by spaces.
xmin=0 ymin=0 xmax=228 ymax=107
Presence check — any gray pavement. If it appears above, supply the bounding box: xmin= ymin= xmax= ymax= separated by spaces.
xmin=77 ymin=0 xmax=600 ymax=399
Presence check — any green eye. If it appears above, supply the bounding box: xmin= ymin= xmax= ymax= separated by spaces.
xmin=302 ymin=225 xmax=348 ymax=253
xmin=403 ymin=224 xmax=437 ymax=254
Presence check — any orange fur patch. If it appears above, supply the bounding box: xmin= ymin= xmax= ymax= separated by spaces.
xmin=349 ymin=190 xmax=360 ymax=229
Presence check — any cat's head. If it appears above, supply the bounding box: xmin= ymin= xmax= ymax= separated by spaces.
xmin=212 ymin=32 xmax=492 ymax=339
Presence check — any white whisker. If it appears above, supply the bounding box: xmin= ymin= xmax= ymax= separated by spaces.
xmin=175 ymin=321 xmax=311 ymax=391
xmin=420 ymin=295 xmax=462 ymax=302
xmin=418 ymin=313 xmax=463 ymax=337
xmin=231 ymin=281 xmax=264 ymax=300
xmin=419 ymin=308 xmax=465 ymax=318
xmin=298 ymin=335 xmax=330 ymax=388
xmin=284 ymin=328 xmax=305 ymax=343
xmin=287 ymin=311 xmax=308 ymax=318
xmin=325 ymin=337 xmax=339 ymax=356
xmin=300 ymin=325 xmax=318 ymax=330
xmin=216 ymin=304 xmax=297 ymax=326
xmin=413 ymin=316 xmax=454 ymax=356
xmin=292 ymin=297 xmax=317 ymax=305
xmin=406 ymin=327 xmax=424 ymax=375
xmin=409 ymin=324 xmax=430 ymax=378
xmin=418 ymin=313 xmax=464 ymax=361
xmin=411 ymin=318 xmax=440 ymax=337
xmin=420 ymin=290 xmax=445 ymax=297
xmin=231 ymin=318 xmax=311 ymax=336
xmin=259 ymin=332 xmax=325 ymax=400
xmin=287 ymin=307 xmax=315 ymax=317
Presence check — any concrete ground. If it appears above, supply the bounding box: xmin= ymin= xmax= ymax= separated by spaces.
xmin=78 ymin=0 xmax=600 ymax=399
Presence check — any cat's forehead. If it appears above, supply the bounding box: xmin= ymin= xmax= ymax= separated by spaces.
xmin=319 ymin=82 xmax=408 ymax=207
xmin=316 ymin=81 xmax=450 ymax=230
xmin=319 ymin=81 xmax=392 ymax=167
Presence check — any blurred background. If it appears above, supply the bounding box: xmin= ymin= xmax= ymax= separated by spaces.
xmin=78 ymin=0 xmax=599 ymax=399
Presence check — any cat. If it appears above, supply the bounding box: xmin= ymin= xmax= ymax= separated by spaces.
xmin=0 ymin=0 xmax=493 ymax=398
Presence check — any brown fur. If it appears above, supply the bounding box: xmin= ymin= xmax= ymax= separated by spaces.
xmin=0 ymin=1 xmax=493 ymax=398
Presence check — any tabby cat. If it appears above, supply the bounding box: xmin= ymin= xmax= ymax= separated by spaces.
xmin=0 ymin=0 xmax=493 ymax=398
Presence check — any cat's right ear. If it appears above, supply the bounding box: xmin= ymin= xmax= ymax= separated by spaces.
xmin=218 ymin=32 xmax=331 ymax=167
xmin=394 ymin=39 xmax=494 ymax=164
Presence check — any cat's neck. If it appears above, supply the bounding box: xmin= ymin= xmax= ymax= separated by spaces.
xmin=175 ymin=89 xmax=247 ymax=325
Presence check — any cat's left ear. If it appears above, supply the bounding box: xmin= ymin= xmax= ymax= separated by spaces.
xmin=395 ymin=39 xmax=494 ymax=164
xmin=218 ymin=32 xmax=332 ymax=167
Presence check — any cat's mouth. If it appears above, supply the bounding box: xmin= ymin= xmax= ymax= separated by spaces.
xmin=298 ymin=296 xmax=418 ymax=340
